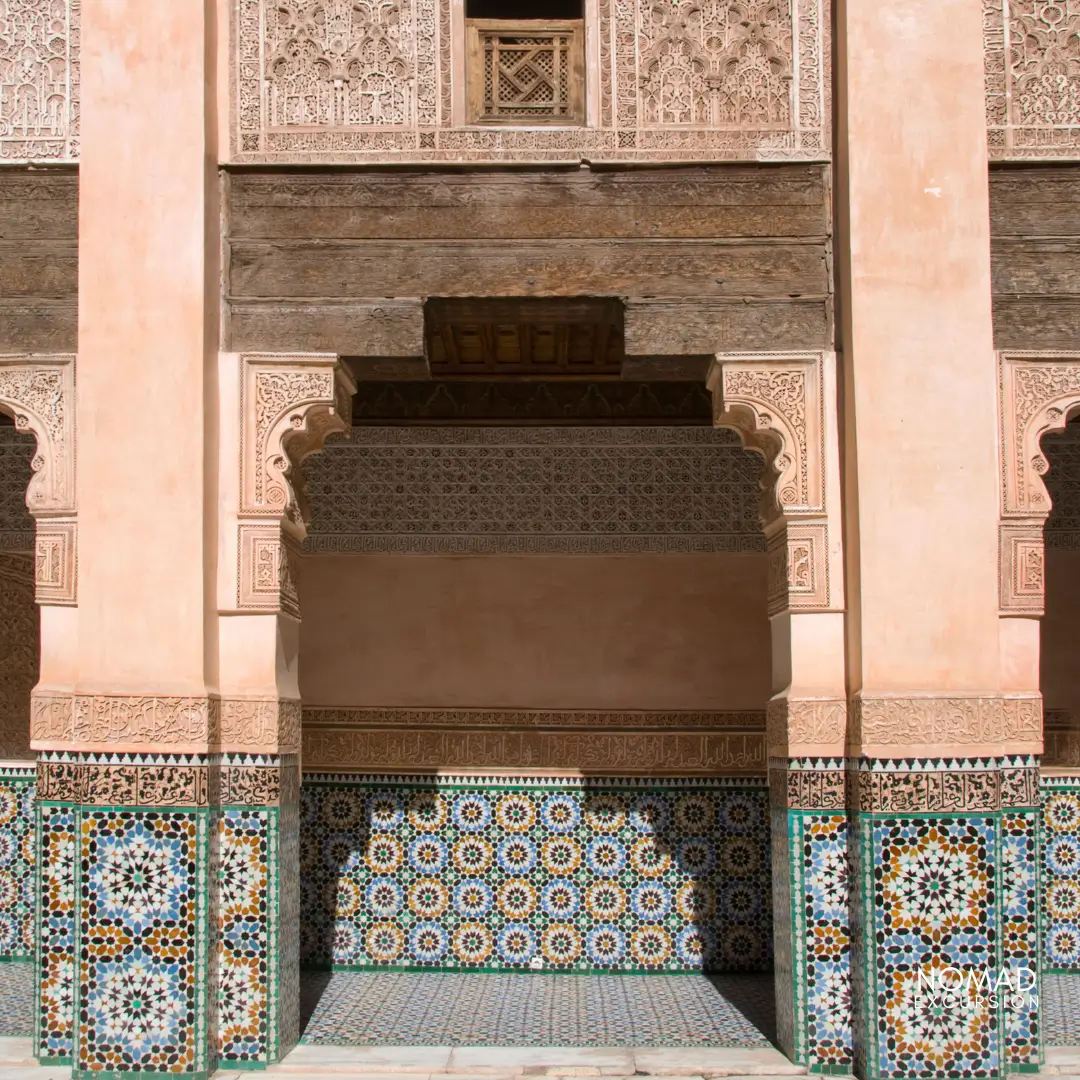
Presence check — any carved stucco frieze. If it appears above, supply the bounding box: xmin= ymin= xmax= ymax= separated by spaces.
xmin=0 ymin=0 xmax=80 ymax=163
xmin=233 ymin=0 xmax=828 ymax=162
xmin=985 ymin=0 xmax=1080 ymax=160
xmin=302 ymin=727 xmax=766 ymax=774
xmin=301 ymin=707 xmax=766 ymax=773
xmin=997 ymin=350 xmax=1080 ymax=613
xmin=237 ymin=353 xmax=355 ymax=616
xmin=850 ymin=694 xmax=1042 ymax=753
xmin=221 ymin=698 xmax=302 ymax=754
xmin=765 ymin=697 xmax=845 ymax=757
xmin=0 ymin=355 xmax=76 ymax=604
xmin=30 ymin=693 xmax=221 ymax=753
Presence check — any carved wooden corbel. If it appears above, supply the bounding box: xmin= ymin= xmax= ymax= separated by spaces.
xmin=997 ymin=350 xmax=1080 ymax=614
xmin=708 ymin=351 xmax=835 ymax=616
xmin=237 ymin=353 xmax=356 ymax=615
xmin=0 ymin=355 xmax=77 ymax=605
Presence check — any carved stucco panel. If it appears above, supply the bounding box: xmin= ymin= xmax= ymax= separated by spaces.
xmin=0 ymin=0 xmax=80 ymax=162
xmin=997 ymin=350 xmax=1080 ymax=613
xmin=232 ymin=0 xmax=828 ymax=161
xmin=985 ymin=0 xmax=1080 ymax=159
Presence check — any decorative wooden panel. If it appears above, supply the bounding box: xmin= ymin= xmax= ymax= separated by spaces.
xmin=425 ymin=298 xmax=621 ymax=377
xmin=466 ymin=20 xmax=584 ymax=124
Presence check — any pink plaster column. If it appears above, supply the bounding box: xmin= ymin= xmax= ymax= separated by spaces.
xmin=836 ymin=0 xmax=1040 ymax=1074
xmin=33 ymin=3 xmax=224 ymax=1074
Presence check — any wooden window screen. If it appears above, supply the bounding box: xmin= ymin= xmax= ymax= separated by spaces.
xmin=466 ymin=19 xmax=585 ymax=124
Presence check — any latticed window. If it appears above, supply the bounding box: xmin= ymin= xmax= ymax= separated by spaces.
xmin=466 ymin=17 xmax=585 ymax=124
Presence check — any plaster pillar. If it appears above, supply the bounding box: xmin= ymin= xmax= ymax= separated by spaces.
xmin=836 ymin=2 xmax=1041 ymax=1075
xmin=30 ymin=3 xmax=223 ymax=1074
xmin=213 ymin=351 xmax=354 ymax=1065
xmin=708 ymin=351 xmax=850 ymax=1069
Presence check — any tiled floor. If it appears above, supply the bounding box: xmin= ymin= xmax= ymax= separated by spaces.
xmin=1041 ymin=973 xmax=1080 ymax=1047
xmin=0 ymin=963 xmax=32 ymax=1038
xmin=299 ymin=971 xmax=777 ymax=1047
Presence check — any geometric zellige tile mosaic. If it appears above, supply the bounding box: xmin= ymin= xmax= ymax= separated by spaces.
xmin=300 ymin=776 xmax=772 ymax=974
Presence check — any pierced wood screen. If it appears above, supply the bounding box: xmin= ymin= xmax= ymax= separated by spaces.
xmin=466 ymin=20 xmax=585 ymax=125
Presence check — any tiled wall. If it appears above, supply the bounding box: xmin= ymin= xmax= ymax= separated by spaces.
xmin=299 ymin=775 xmax=773 ymax=974
xmin=0 ymin=769 xmax=34 ymax=961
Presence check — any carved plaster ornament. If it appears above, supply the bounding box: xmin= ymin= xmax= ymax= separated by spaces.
xmin=238 ymin=352 xmax=356 ymax=617
xmin=0 ymin=0 xmax=80 ymax=162
xmin=234 ymin=0 xmax=826 ymax=161
xmin=708 ymin=351 xmax=828 ymax=617
xmin=985 ymin=0 xmax=1080 ymax=158
xmin=997 ymin=351 xmax=1080 ymax=613
xmin=0 ymin=356 xmax=76 ymax=605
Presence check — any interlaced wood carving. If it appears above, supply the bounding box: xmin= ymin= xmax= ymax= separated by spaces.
xmin=0 ymin=0 xmax=80 ymax=162
xmin=466 ymin=20 xmax=584 ymax=124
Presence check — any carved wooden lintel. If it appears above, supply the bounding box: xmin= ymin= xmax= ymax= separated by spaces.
xmin=997 ymin=350 xmax=1080 ymax=614
xmin=0 ymin=355 xmax=77 ymax=605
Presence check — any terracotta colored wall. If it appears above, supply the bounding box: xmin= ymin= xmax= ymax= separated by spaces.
xmin=1043 ymin=549 xmax=1080 ymax=718
xmin=298 ymin=554 xmax=771 ymax=710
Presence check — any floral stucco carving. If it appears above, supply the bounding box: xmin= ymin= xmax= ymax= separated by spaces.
xmin=240 ymin=353 xmax=356 ymax=532
xmin=0 ymin=355 xmax=76 ymax=604
xmin=997 ymin=350 xmax=1080 ymax=612
xmin=985 ymin=0 xmax=1080 ymax=159
xmin=0 ymin=0 xmax=80 ymax=163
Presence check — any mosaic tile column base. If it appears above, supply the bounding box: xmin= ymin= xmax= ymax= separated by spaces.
xmin=33 ymin=753 xmax=302 ymax=1075
xmin=35 ymin=752 xmax=215 ymax=1077
xmin=217 ymin=754 xmax=299 ymax=1068
xmin=1041 ymin=774 xmax=1080 ymax=972
xmin=850 ymin=757 xmax=1041 ymax=1080
xmin=771 ymin=759 xmax=852 ymax=1074
xmin=0 ymin=767 xmax=36 ymax=962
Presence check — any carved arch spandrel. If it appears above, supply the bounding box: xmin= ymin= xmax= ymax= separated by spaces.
xmin=707 ymin=350 xmax=835 ymax=617
xmin=237 ymin=353 xmax=356 ymax=617
xmin=0 ymin=355 xmax=76 ymax=605
xmin=240 ymin=352 xmax=358 ymax=535
xmin=998 ymin=350 xmax=1080 ymax=614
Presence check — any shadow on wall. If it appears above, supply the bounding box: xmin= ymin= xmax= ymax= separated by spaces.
xmin=296 ymin=775 xmax=773 ymax=976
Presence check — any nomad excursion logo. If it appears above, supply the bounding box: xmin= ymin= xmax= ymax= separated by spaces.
xmin=914 ymin=966 xmax=1038 ymax=1010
